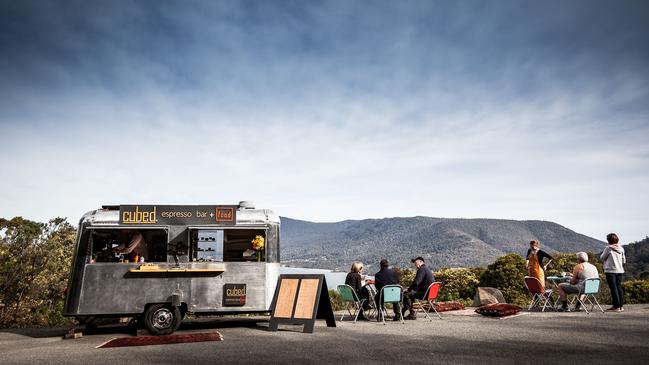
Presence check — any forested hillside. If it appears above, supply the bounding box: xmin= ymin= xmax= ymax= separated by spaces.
xmin=625 ymin=236 xmax=649 ymax=279
xmin=280 ymin=216 xmax=605 ymax=271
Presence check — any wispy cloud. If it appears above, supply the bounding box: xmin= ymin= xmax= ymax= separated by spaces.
xmin=1 ymin=0 xmax=648 ymax=242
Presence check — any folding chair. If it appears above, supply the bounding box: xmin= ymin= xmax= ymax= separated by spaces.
xmin=524 ymin=276 xmax=555 ymax=311
xmin=575 ymin=278 xmax=605 ymax=314
xmin=379 ymin=285 xmax=404 ymax=325
xmin=337 ymin=284 xmax=366 ymax=323
xmin=413 ymin=282 xmax=442 ymax=320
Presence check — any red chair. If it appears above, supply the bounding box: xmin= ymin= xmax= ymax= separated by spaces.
xmin=414 ymin=282 xmax=443 ymax=320
xmin=524 ymin=276 xmax=554 ymax=311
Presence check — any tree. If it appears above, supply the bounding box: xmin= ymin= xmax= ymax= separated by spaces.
xmin=0 ymin=217 xmax=76 ymax=327
xmin=434 ymin=267 xmax=484 ymax=305
xmin=479 ymin=253 xmax=528 ymax=305
xmin=624 ymin=236 xmax=649 ymax=279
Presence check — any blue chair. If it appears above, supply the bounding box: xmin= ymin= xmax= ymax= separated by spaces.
xmin=576 ymin=278 xmax=605 ymax=314
xmin=379 ymin=285 xmax=404 ymax=324
xmin=337 ymin=284 xmax=366 ymax=323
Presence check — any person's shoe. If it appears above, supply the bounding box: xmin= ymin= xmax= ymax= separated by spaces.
xmin=557 ymin=307 xmax=570 ymax=312
xmin=606 ymin=307 xmax=620 ymax=312
xmin=357 ymin=314 xmax=370 ymax=321
xmin=393 ymin=316 xmax=402 ymax=321
xmin=405 ymin=314 xmax=417 ymax=320
xmin=573 ymin=307 xmax=583 ymax=312
xmin=619 ymin=307 xmax=625 ymax=312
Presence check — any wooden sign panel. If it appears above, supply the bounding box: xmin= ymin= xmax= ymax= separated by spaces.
xmin=268 ymin=274 xmax=336 ymax=333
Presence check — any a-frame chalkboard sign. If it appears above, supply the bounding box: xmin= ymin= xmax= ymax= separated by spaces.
xmin=268 ymin=274 xmax=336 ymax=333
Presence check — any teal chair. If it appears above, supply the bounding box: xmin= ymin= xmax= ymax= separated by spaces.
xmin=337 ymin=284 xmax=366 ymax=323
xmin=379 ymin=285 xmax=404 ymax=324
xmin=576 ymin=278 xmax=605 ymax=314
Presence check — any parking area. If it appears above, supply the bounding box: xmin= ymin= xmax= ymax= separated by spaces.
xmin=2 ymin=305 xmax=648 ymax=364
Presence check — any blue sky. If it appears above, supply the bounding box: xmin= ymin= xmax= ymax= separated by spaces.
xmin=1 ymin=0 xmax=648 ymax=243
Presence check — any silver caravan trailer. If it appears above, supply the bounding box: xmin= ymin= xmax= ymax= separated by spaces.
xmin=63 ymin=202 xmax=280 ymax=335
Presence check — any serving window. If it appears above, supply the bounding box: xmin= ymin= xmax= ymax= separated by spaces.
xmin=190 ymin=229 xmax=266 ymax=262
xmin=89 ymin=228 xmax=168 ymax=263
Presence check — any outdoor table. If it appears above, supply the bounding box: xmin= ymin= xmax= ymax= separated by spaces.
xmin=362 ymin=283 xmax=379 ymax=319
xmin=546 ymin=275 xmax=571 ymax=308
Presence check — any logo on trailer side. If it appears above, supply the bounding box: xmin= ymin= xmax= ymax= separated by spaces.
xmin=121 ymin=206 xmax=157 ymax=224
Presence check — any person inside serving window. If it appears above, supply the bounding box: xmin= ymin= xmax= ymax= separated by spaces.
xmin=526 ymin=240 xmax=553 ymax=291
xmin=345 ymin=261 xmax=371 ymax=321
xmin=113 ymin=230 xmax=147 ymax=261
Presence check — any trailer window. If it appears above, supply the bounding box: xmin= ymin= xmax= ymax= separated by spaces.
xmin=190 ymin=229 xmax=266 ymax=262
xmin=224 ymin=229 xmax=266 ymax=262
xmin=90 ymin=229 xmax=167 ymax=263
xmin=190 ymin=230 xmax=224 ymax=262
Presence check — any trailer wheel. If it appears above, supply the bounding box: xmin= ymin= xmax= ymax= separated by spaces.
xmin=144 ymin=304 xmax=181 ymax=335
xmin=78 ymin=316 xmax=98 ymax=332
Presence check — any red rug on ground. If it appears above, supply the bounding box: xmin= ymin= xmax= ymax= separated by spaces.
xmin=474 ymin=303 xmax=522 ymax=317
xmin=413 ymin=301 xmax=466 ymax=312
xmin=97 ymin=332 xmax=223 ymax=348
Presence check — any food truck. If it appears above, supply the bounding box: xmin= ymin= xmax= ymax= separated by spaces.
xmin=63 ymin=202 xmax=280 ymax=335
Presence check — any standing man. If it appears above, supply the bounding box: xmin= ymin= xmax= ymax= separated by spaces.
xmin=374 ymin=259 xmax=401 ymax=321
xmin=402 ymin=256 xmax=434 ymax=320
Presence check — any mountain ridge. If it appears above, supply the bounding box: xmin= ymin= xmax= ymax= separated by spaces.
xmin=279 ymin=216 xmax=605 ymax=271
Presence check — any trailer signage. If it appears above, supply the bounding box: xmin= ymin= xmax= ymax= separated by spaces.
xmin=119 ymin=205 xmax=237 ymax=225
xmin=223 ymin=284 xmax=247 ymax=306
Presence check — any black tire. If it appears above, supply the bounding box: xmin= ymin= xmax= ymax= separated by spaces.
xmin=144 ymin=304 xmax=181 ymax=335
xmin=78 ymin=316 xmax=98 ymax=332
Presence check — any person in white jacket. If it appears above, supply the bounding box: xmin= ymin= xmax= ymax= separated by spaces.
xmin=600 ymin=233 xmax=626 ymax=312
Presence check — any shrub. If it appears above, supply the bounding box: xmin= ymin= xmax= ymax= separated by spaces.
xmin=328 ymin=289 xmax=345 ymax=311
xmin=623 ymin=280 xmax=649 ymax=304
xmin=393 ymin=267 xmax=415 ymax=289
xmin=479 ymin=253 xmax=528 ymax=305
xmin=434 ymin=268 xmax=482 ymax=305
xmin=544 ymin=253 xmax=576 ymax=277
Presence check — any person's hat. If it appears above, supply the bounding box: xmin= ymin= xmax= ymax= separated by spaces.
xmin=411 ymin=256 xmax=425 ymax=263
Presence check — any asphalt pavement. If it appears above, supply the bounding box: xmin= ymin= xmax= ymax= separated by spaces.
xmin=2 ymin=305 xmax=648 ymax=364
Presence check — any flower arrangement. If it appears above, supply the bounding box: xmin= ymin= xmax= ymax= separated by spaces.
xmin=251 ymin=235 xmax=265 ymax=262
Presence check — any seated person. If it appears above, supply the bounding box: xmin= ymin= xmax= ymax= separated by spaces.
xmin=113 ymin=230 xmax=147 ymax=261
xmin=374 ymin=259 xmax=401 ymax=321
xmin=345 ymin=261 xmax=371 ymax=321
xmin=402 ymin=256 xmax=434 ymax=320
xmin=557 ymin=252 xmax=599 ymax=312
